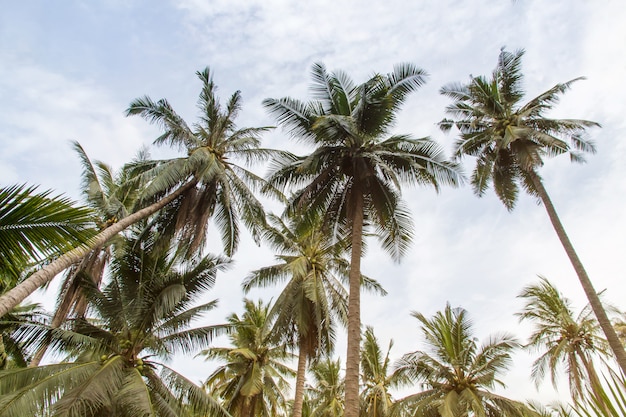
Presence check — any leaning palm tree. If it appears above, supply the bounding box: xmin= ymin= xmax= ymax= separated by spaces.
xmin=264 ymin=62 xmax=461 ymax=417
xmin=438 ymin=48 xmax=626 ymax=374
xmin=202 ymin=299 xmax=296 ymax=417
xmin=0 ymin=228 xmax=232 ymax=416
xmin=29 ymin=142 xmax=144 ymax=367
xmin=242 ymin=212 xmax=351 ymax=417
xmin=0 ymin=67 xmax=276 ymax=317
xmin=517 ymin=277 xmax=611 ymax=401
xmin=393 ymin=304 xmax=537 ymax=417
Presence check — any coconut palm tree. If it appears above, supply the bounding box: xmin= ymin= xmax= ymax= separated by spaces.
xmin=242 ymin=212 xmax=351 ymax=417
xmin=202 ymin=298 xmax=296 ymax=417
xmin=305 ymin=357 xmax=345 ymax=417
xmin=0 ymin=227 xmax=232 ymax=416
xmin=438 ymin=48 xmax=625 ymax=374
xmin=360 ymin=326 xmax=404 ymax=417
xmin=517 ymin=277 xmax=611 ymax=401
xmin=29 ymin=142 xmax=144 ymax=367
xmin=264 ymin=62 xmax=461 ymax=417
xmin=0 ymin=67 xmax=277 ymax=317
xmin=393 ymin=304 xmax=536 ymax=417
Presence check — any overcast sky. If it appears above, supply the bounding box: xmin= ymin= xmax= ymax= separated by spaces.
xmin=1 ymin=0 xmax=625 ymax=406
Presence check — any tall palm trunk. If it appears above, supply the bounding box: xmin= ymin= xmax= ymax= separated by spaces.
xmin=344 ymin=192 xmax=364 ymax=417
xmin=292 ymin=338 xmax=308 ymax=417
xmin=0 ymin=181 xmax=195 ymax=318
xmin=528 ymin=170 xmax=626 ymax=375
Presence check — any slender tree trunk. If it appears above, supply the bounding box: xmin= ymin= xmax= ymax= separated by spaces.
xmin=0 ymin=182 xmax=194 ymax=318
xmin=344 ymin=192 xmax=364 ymax=417
xmin=529 ymin=170 xmax=626 ymax=375
xmin=292 ymin=339 xmax=308 ymax=417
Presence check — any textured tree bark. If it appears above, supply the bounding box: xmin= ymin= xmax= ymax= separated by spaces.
xmin=0 ymin=181 xmax=194 ymax=318
xmin=344 ymin=192 xmax=364 ymax=417
xmin=292 ymin=338 xmax=308 ymax=417
xmin=529 ymin=170 xmax=626 ymax=375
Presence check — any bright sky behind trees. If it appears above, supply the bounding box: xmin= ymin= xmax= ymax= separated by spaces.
xmin=1 ymin=0 xmax=625 ymax=405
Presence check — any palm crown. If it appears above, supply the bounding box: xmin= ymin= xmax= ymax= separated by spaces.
xmin=393 ymin=304 xmax=533 ymax=417
xmin=126 ymin=67 xmax=277 ymax=257
xmin=265 ymin=63 xmax=460 ymax=258
xmin=439 ymin=48 xmax=599 ymax=210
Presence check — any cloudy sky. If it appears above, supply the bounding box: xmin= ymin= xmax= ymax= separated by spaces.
xmin=1 ymin=0 xmax=625 ymax=406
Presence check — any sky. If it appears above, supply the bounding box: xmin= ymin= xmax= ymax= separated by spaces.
xmin=1 ymin=0 xmax=625 ymax=406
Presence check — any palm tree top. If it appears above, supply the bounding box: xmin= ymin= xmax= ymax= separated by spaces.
xmin=439 ymin=48 xmax=599 ymax=209
xmin=124 ymin=66 xmax=280 ymax=257
xmin=266 ymin=62 xmax=429 ymax=146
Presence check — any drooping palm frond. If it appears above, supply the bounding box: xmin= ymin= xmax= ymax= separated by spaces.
xmin=0 ymin=184 xmax=96 ymax=284
xmin=518 ymin=277 xmax=611 ymax=400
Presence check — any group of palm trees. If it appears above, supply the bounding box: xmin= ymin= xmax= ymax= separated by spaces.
xmin=0 ymin=48 xmax=622 ymax=416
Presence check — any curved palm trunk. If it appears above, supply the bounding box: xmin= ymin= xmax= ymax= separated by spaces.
xmin=528 ymin=170 xmax=626 ymax=375
xmin=292 ymin=338 xmax=308 ymax=417
xmin=0 ymin=181 xmax=194 ymax=318
xmin=344 ymin=192 xmax=364 ymax=417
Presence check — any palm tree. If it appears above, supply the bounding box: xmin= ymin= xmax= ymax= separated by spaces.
xmin=0 ymin=228 xmax=232 ymax=416
xmin=360 ymin=326 xmax=404 ymax=417
xmin=29 ymin=142 xmax=143 ymax=366
xmin=305 ymin=357 xmax=345 ymax=417
xmin=393 ymin=304 xmax=536 ymax=417
xmin=0 ymin=67 xmax=276 ymax=317
xmin=517 ymin=277 xmax=611 ymax=400
xmin=264 ymin=62 xmax=461 ymax=417
xmin=242 ymin=212 xmax=351 ymax=417
xmin=438 ymin=48 xmax=626 ymax=374
xmin=202 ymin=298 xmax=296 ymax=417
xmin=0 ymin=183 xmax=96 ymax=289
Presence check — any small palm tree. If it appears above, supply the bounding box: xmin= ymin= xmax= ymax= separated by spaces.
xmin=0 ymin=229 xmax=231 ymax=416
xmin=202 ymin=299 xmax=296 ymax=417
xmin=360 ymin=326 xmax=404 ymax=417
xmin=305 ymin=357 xmax=345 ymax=417
xmin=242 ymin=212 xmax=351 ymax=417
xmin=0 ymin=67 xmax=276 ymax=317
xmin=517 ymin=277 xmax=610 ymax=400
xmin=393 ymin=304 xmax=536 ymax=417
xmin=264 ymin=62 xmax=461 ymax=417
xmin=438 ymin=48 xmax=626 ymax=374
